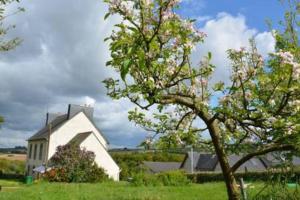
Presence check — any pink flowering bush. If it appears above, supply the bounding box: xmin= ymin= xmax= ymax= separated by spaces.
xmin=46 ymin=144 xmax=107 ymax=183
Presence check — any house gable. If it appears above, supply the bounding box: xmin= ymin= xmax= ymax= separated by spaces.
xmin=79 ymin=131 xmax=120 ymax=180
xmin=48 ymin=111 xmax=108 ymax=159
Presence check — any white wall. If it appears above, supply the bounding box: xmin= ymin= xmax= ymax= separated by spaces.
xmin=44 ymin=111 xmax=119 ymax=180
xmin=80 ymin=133 xmax=120 ymax=181
xmin=48 ymin=112 xmax=108 ymax=159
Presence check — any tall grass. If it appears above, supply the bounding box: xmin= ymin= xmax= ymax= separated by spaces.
xmin=0 ymin=158 xmax=25 ymax=174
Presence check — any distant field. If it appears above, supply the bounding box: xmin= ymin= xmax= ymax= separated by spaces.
xmin=0 ymin=156 xmax=25 ymax=174
xmin=0 ymin=154 xmax=26 ymax=161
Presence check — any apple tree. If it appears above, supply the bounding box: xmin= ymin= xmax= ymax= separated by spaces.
xmin=103 ymin=0 xmax=300 ymax=199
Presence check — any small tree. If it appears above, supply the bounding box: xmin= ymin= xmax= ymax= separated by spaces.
xmin=103 ymin=0 xmax=300 ymax=199
xmin=47 ymin=144 xmax=107 ymax=183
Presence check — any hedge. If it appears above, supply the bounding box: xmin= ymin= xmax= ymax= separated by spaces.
xmin=130 ymin=170 xmax=191 ymax=186
xmin=187 ymin=170 xmax=300 ymax=183
xmin=0 ymin=171 xmax=24 ymax=180
xmin=110 ymin=152 xmax=185 ymax=180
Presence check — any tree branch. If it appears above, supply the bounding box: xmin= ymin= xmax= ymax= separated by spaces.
xmin=230 ymin=144 xmax=296 ymax=173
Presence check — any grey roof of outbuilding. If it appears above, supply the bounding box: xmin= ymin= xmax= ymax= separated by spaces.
xmin=27 ymin=114 xmax=68 ymax=141
xmin=143 ymin=161 xmax=181 ymax=173
xmin=180 ymin=152 xmax=218 ymax=173
xmin=67 ymin=131 xmax=92 ymax=146
xmin=214 ymin=155 xmax=266 ymax=172
xmin=260 ymin=153 xmax=300 ymax=168
xmin=292 ymin=156 xmax=300 ymax=166
xmin=181 ymin=152 xmax=267 ymax=173
xmin=196 ymin=154 xmax=219 ymax=171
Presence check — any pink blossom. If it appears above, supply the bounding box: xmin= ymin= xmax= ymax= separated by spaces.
xmin=196 ymin=30 xmax=207 ymax=38
xmin=162 ymin=10 xmax=174 ymax=21
xmin=201 ymin=79 xmax=208 ymax=86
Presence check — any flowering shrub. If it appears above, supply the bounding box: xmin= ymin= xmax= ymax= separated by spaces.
xmin=45 ymin=144 xmax=107 ymax=183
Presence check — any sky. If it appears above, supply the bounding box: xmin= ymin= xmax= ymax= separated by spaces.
xmin=0 ymin=0 xmax=285 ymax=148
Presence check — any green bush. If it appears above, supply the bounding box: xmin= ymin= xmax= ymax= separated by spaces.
xmin=187 ymin=170 xmax=300 ymax=183
xmin=131 ymin=173 xmax=162 ymax=186
xmin=131 ymin=170 xmax=190 ymax=186
xmin=157 ymin=170 xmax=190 ymax=186
xmin=45 ymin=144 xmax=108 ymax=183
xmin=110 ymin=152 xmax=184 ymax=180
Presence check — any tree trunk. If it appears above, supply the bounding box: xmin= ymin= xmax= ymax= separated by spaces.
xmin=207 ymin=120 xmax=240 ymax=200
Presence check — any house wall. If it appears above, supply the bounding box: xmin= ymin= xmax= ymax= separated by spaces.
xmin=26 ymin=140 xmax=47 ymax=175
xmin=46 ymin=111 xmax=118 ymax=180
xmin=48 ymin=112 xmax=108 ymax=159
xmin=80 ymin=133 xmax=120 ymax=181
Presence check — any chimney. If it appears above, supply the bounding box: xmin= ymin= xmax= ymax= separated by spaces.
xmin=67 ymin=104 xmax=94 ymax=120
xmin=45 ymin=113 xmax=61 ymax=125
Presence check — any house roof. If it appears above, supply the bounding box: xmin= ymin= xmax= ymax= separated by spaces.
xmin=260 ymin=153 xmax=300 ymax=168
xmin=143 ymin=161 xmax=181 ymax=173
xmin=28 ymin=105 xmax=109 ymax=144
xmin=181 ymin=152 xmax=216 ymax=173
xmin=28 ymin=114 xmax=68 ymax=141
xmin=67 ymin=131 xmax=93 ymax=146
xmin=196 ymin=154 xmax=219 ymax=171
xmin=215 ymin=155 xmax=266 ymax=172
xmin=181 ymin=152 xmax=267 ymax=173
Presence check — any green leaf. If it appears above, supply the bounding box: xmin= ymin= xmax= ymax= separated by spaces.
xmin=208 ymin=52 xmax=212 ymax=60
xmin=104 ymin=37 xmax=110 ymax=42
xmin=121 ymin=59 xmax=131 ymax=80
xmin=106 ymin=61 xmax=112 ymax=66
xmin=127 ymin=47 xmax=132 ymax=55
xmin=104 ymin=13 xmax=110 ymax=20
xmin=213 ymin=82 xmax=225 ymax=91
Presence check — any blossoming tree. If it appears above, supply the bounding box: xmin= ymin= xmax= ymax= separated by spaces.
xmin=103 ymin=0 xmax=300 ymax=199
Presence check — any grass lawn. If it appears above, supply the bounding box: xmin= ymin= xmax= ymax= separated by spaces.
xmin=0 ymin=179 xmax=299 ymax=200
xmin=0 ymin=180 xmax=228 ymax=200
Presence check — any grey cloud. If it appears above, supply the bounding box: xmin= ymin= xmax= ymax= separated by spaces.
xmin=0 ymin=0 xmax=145 ymax=147
xmin=0 ymin=3 xmax=275 ymax=148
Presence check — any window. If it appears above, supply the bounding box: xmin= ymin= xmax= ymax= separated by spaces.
xmin=33 ymin=144 xmax=37 ymax=160
xmin=39 ymin=143 xmax=43 ymax=160
xmin=28 ymin=144 xmax=32 ymax=159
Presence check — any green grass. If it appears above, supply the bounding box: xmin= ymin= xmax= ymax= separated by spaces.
xmin=0 ymin=179 xmax=23 ymax=187
xmin=0 ymin=180 xmax=227 ymax=200
xmin=0 ymin=179 xmax=299 ymax=200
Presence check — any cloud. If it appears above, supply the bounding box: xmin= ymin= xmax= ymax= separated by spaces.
xmin=192 ymin=12 xmax=275 ymax=85
xmin=84 ymin=96 xmax=96 ymax=107
xmin=0 ymin=2 xmax=275 ymax=148
xmin=0 ymin=0 xmax=147 ymax=148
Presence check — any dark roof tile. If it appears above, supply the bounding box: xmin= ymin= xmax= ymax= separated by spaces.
xmin=143 ymin=161 xmax=181 ymax=173
xmin=28 ymin=114 xmax=68 ymax=141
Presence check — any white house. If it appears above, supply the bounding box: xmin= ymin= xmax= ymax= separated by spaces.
xmin=26 ymin=104 xmax=120 ymax=181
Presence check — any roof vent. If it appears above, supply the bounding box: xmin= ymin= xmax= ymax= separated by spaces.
xmin=45 ymin=113 xmax=62 ymax=125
